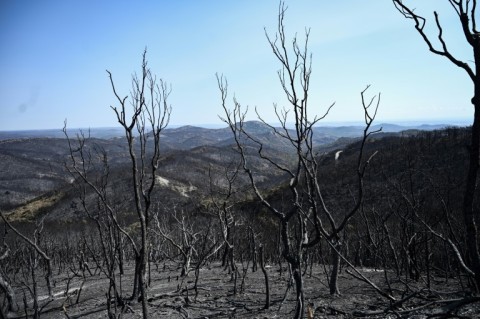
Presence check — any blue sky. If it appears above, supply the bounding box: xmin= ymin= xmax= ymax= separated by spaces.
xmin=0 ymin=0 xmax=474 ymax=130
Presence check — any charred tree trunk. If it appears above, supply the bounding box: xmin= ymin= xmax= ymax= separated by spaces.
xmin=0 ymin=274 xmax=17 ymax=315
xmin=0 ymin=245 xmax=17 ymax=315
xmin=259 ymin=245 xmax=270 ymax=309
xmin=280 ymin=220 xmax=304 ymax=319
xmin=131 ymin=254 xmax=141 ymax=301
xmin=250 ymin=228 xmax=258 ymax=272
xmin=221 ymin=245 xmax=230 ymax=268
xmin=181 ymin=246 xmax=192 ymax=277
xmin=329 ymin=240 xmax=341 ymax=295
xmin=291 ymin=261 xmax=304 ymax=319
xmin=464 ymin=86 xmax=480 ymax=291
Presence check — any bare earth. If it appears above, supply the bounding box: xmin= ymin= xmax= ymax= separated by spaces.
xmin=9 ymin=262 xmax=480 ymax=318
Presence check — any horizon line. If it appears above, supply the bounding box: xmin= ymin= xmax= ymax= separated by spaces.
xmin=0 ymin=118 xmax=472 ymax=132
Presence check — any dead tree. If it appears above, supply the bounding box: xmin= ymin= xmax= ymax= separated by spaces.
xmin=64 ymin=130 xmax=131 ymax=317
xmin=393 ymin=0 xmax=480 ymax=291
xmin=153 ymin=208 xmax=199 ymax=278
xmin=190 ymin=219 xmax=225 ymax=302
xmin=65 ymin=49 xmax=171 ymax=318
xmin=0 ymin=215 xmax=53 ymax=300
xmin=108 ymin=50 xmax=170 ymax=317
xmin=218 ymin=3 xmax=379 ymax=317
xmin=259 ymin=244 xmax=270 ymax=309
xmin=0 ymin=244 xmax=17 ymax=316
xmin=207 ymin=160 xmax=244 ymax=291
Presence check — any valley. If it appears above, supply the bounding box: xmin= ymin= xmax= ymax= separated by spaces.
xmin=1 ymin=122 xmax=477 ymax=318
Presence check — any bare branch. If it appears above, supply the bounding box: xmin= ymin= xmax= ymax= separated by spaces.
xmin=393 ymin=0 xmax=475 ymax=81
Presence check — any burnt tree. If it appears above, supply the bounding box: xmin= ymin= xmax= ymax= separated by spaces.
xmin=65 ymin=49 xmax=171 ymax=318
xmin=393 ymin=0 xmax=480 ymax=291
xmin=218 ymin=3 xmax=379 ymax=317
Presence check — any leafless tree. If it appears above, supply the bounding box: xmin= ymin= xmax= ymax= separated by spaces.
xmin=0 ymin=215 xmax=53 ymax=301
xmin=393 ymin=0 xmax=480 ymax=291
xmin=207 ymin=160 xmax=243 ymax=293
xmin=63 ymin=135 xmax=131 ymax=317
xmin=153 ymin=208 xmax=199 ymax=278
xmin=218 ymin=2 xmax=379 ymax=317
xmin=64 ymin=49 xmax=171 ymax=318
xmin=0 ymin=217 xmax=54 ymax=319
xmin=0 ymin=243 xmax=17 ymax=317
xmin=258 ymin=244 xmax=270 ymax=309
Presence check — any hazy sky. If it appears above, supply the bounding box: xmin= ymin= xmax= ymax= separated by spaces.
xmin=0 ymin=0 xmax=474 ymax=130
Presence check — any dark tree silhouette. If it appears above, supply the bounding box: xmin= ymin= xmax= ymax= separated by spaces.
xmin=393 ymin=0 xmax=480 ymax=291
xmin=65 ymin=49 xmax=171 ymax=318
xmin=218 ymin=2 xmax=380 ymax=317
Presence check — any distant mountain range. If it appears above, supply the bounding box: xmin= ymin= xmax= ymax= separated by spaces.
xmin=0 ymin=127 xmax=126 ymax=140
xmin=0 ymin=119 xmax=468 ymax=225
xmin=0 ymin=122 xmax=459 ymax=141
